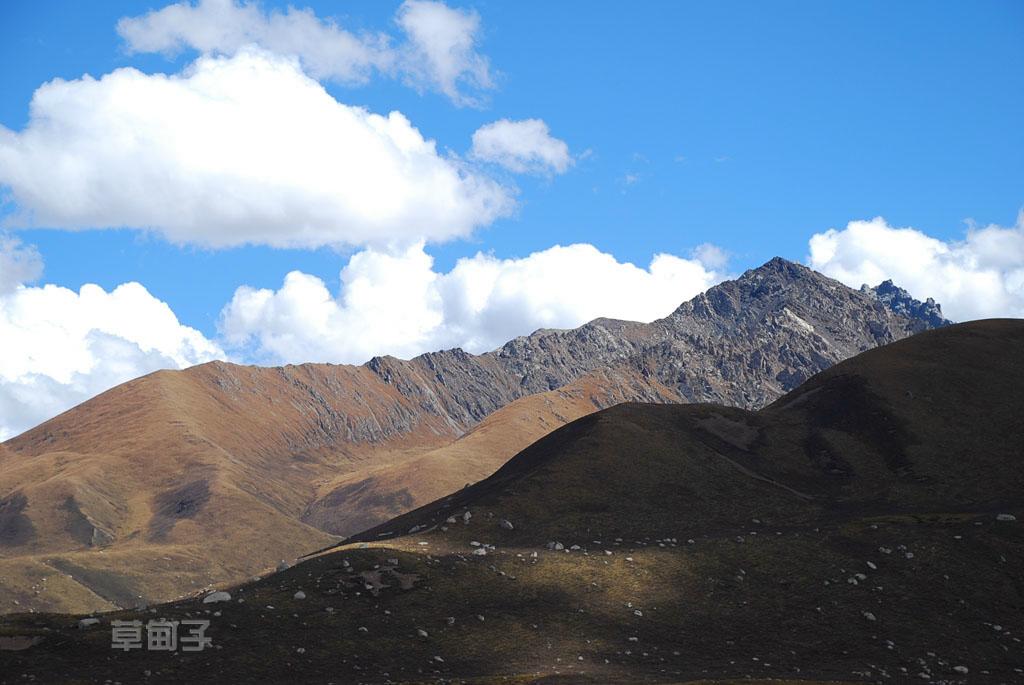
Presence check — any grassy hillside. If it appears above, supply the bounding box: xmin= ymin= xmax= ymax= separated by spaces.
xmin=2 ymin=320 xmax=1021 ymax=683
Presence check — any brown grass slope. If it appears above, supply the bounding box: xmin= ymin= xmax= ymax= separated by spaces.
xmin=302 ymin=365 xmax=681 ymax=535
xmin=0 ymin=362 xmax=672 ymax=616
xmin=342 ymin=319 xmax=1024 ymax=549
xmin=2 ymin=320 xmax=1021 ymax=684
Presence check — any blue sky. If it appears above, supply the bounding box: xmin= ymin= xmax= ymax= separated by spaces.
xmin=0 ymin=0 xmax=1022 ymax=438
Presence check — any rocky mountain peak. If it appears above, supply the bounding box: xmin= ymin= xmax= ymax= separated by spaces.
xmin=862 ymin=279 xmax=952 ymax=328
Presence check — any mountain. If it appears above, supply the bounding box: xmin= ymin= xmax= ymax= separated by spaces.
xmin=3 ymin=320 xmax=1020 ymax=684
xmin=0 ymin=258 xmax=947 ymax=615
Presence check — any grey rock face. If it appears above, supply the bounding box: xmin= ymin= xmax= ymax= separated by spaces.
xmin=861 ymin=279 xmax=952 ymax=330
xmin=359 ymin=258 xmax=948 ymax=422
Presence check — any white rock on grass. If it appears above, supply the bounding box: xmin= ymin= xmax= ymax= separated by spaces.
xmin=996 ymin=514 xmax=1017 ymax=522
xmin=473 ymin=548 xmax=487 ymax=556
xmin=293 ymin=591 xmax=306 ymax=600
xmin=203 ymin=591 xmax=232 ymax=604
xmin=499 ymin=519 xmax=514 ymax=530
xmin=77 ymin=618 xmax=100 ymax=629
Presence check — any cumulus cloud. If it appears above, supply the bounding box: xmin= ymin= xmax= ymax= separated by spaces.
xmin=0 ymin=234 xmax=42 ymax=295
xmin=117 ymin=0 xmax=494 ymax=105
xmin=220 ymin=242 xmax=724 ymax=365
xmin=691 ymin=243 xmax=730 ymax=270
xmin=395 ymin=0 xmax=493 ymax=106
xmin=0 ymin=49 xmax=513 ymax=249
xmin=808 ymin=213 xmax=1024 ymax=321
xmin=0 ymin=243 xmax=223 ymax=440
xmin=470 ymin=119 xmax=573 ymax=175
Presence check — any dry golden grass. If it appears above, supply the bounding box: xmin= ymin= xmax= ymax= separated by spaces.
xmin=0 ymin=360 xmax=671 ymax=615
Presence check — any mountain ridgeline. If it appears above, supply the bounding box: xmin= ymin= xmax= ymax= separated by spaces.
xmin=0 ymin=258 xmax=949 ymax=615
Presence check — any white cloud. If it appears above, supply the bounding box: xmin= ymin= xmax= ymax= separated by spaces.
xmin=691 ymin=243 xmax=730 ymax=270
xmin=470 ymin=118 xmax=573 ymax=175
xmin=220 ymin=242 xmax=724 ymax=365
xmin=808 ymin=213 xmax=1024 ymax=321
xmin=395 ymin=0 xmax=493 ymax=106
xmin=0 ymin=49 xmax=514 ymax=249
xmin=117 ymin=0 xmax=495 ymax=105
xmin=0 ymin=234 xmax=42 ymax=295
xmin=0 ymin=243 xmax=223 ymax=440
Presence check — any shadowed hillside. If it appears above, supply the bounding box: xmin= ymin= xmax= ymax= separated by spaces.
xmin=2 ymin=320 xmax=1019 ymax=684
xmin=0 ymin=259 xmax=948 ymax=615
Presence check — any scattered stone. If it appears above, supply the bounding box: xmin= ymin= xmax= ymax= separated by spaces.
xmin=77 ymin=618 xmax=100 ymax=630
xmin=276 ymin=561 xmax=291 ymax=572
xmin=997 ymin=514 xmax=1017 ymax=522
xmin=417 ymin=629 xmax=428 ymax=638
xmin=293 ymin=591 xmax=306 ymax=600
xmin=203 ymin=591 xmax=232 ymax=604
xmin=472 ymin=548 xmax=487 ymax=556
xmin=953 ymin=666 xmax=968 ymax=674
xmin=499 ymin=519 xmax=514 ymax=530
xmin=862 ymin=611 xmax=877 ymax=622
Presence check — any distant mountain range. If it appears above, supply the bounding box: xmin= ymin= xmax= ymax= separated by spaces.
xmin=4 ymin=319 xmax=1019 ymax=684
xmin=0 ymin=258 xmax=950 ymax=615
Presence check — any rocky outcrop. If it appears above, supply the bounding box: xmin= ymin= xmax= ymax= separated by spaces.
xmin=861 ymin=279 xmax=952 ymax=330
xmin=349 ymin=258 xmax=948 ymax=433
